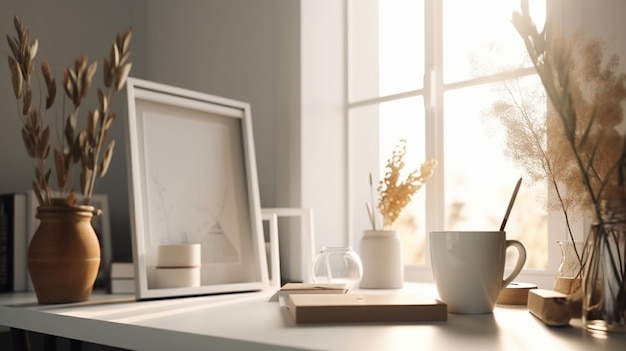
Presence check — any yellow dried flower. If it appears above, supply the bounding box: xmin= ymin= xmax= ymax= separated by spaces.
xmin=376 ymin=139 xmax=437 ymax=229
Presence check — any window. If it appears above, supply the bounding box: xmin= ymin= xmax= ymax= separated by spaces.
xmin=348 ymin=0 xmax=565 ymax=285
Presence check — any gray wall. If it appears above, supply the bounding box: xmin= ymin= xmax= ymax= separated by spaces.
xmin=0 ymin=0 xmax=144 ymax=261
xmin=0 ymin=0 xmax=299 ymax=262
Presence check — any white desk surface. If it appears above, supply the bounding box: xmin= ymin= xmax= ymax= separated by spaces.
xmin=1 ymin=283 xmax=625 ymax=351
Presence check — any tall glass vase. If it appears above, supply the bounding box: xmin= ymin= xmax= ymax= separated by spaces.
xmin=583 ymin=205 xmax=626 ymax=333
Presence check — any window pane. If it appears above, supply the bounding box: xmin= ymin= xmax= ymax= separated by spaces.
xmin=443 ymin=0 xmax=546 ymax=84
xmin=349 ymin=0 xmax=552 ymax=273
xmin=443 ymin=81 xmax=548 ymax=269
xmin=379 ymin=0 xmax=425 ymax=96
xmin=347 ymin=97 xmax=427 ymax=265
xmin=349 ymin=0 xmax=425 ymax=102
xmin=379 ymin=97 xmax=428 ymax=265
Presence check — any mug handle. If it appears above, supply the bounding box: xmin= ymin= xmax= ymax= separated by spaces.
xmin=502 ymin=240 xmax=527 ymax=287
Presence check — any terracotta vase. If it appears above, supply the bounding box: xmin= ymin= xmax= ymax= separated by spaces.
xmin=28 ymin=204 xmax=101 ymax=304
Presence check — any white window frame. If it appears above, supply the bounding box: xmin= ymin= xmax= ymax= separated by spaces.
xmin=346 ymin=0 xmax=583 ymax=288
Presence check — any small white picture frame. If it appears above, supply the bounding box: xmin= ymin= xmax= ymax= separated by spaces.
xmin=261 ymin=208 xmax=316 ymax=286
xmin=125 ymin=77 xmax=269 ymax=299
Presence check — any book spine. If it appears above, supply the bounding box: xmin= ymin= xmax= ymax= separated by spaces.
xmin=0 ymin=194 xmax=28 ymax=291
xmin=26 ymin=190 xmax=38 ymax=291
xmin=110 ymin=262 xmax=135 ymax=279
xmin=110 ymin=278 xmax=135 ymax=294
xmin=13 ymin=194 xmax=27 ymax=291
xmin=0 ymin=196 xmax=13 ymax=292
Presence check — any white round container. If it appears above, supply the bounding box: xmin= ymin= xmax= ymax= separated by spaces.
xmin=156 ymin=244 xmax=201 ymax=268
xmin=155 ymin=267 xmax=201 ymax=288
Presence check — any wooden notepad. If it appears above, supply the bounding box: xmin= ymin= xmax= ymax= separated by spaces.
xmin=287 ymin=293 xmax=447 ymax=323
xmin=279 ymin=283 xmax=349 ymax=295
xmin=274 ymin=283 xmax=350 ymax=305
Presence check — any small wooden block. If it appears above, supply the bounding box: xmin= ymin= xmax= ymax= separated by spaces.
xmin=497 ymin=282 xmax=537 ymax=305
xmin=287 ymin=294 xmax=447 ymax=324
xmin=527 ymin=289 xmax=571 ymax=326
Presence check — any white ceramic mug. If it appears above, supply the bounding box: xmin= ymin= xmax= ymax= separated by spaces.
xmin=429 ymin=231 xmax=526 ymax=314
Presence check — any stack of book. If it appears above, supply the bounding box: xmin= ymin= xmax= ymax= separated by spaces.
xmin=109 ymin=262 xmax=135 ymax=294
xmin=0 ymin=193 xmax=27 ymax=292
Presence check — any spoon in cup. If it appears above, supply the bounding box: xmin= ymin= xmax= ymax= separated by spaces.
xmin=500 ymin=177 xmax=522 ymax=232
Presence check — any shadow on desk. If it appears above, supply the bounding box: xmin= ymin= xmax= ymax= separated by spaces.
xmin=2 ymin=295 xmax=137 ymax=350
xmin=6 ymin=295 xmax=136 ymax=311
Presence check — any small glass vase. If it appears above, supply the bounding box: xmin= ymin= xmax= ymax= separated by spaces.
xmin=553 ymin=240 xmax=584 ymax=295
xmin=582 ymin=201 xmax=626 ymax=333
xmin=311 ymin=246 xmax=363 ymax=287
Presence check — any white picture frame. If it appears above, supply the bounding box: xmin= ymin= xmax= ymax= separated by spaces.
xmin=261 ymin=212 xmax=280 ymax=288
xmin=125 ymin=77 xmax=268 ymax=300
xmin=261 ymin=208 xmax=315 ymax=286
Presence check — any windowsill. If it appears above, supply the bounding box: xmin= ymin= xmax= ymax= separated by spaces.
xmin=405 ymin=265 xmax=557 ymax=289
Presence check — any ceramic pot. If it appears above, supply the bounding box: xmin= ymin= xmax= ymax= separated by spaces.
xmin=28 ymin=204 xmax=101 ymax=304
xmin=359 ymin=230 xmax=403 ymax=289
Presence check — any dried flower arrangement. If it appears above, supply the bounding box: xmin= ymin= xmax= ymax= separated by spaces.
xmin=366 ymin=139 xmax=437 ymax=230
xmin=486 ymin=33 xmax=626 ymax=254
xmin=7 ymin=16 xmax=132 ymax=207
xmin=512 ymin=0 xmax=626 ymax=329
xmin=512 ymin=4 xmax=626 ymax=217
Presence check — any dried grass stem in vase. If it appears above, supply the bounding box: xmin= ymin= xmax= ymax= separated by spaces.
xmin=7 ymin=15 xmax=133 ymax=207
